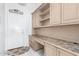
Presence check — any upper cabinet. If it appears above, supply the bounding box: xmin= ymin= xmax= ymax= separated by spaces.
xmin=39 ymin=3 xmax=50 ymax=26
xmin=62 ymin=4 xmax=78 ymax=24
xmin=50 ymin=3 xmax=61 ymax=25
xmin=32 ymin=3 xmax=50 ymax=28
xmin=32 ymin=3 xmax=79 ymax=28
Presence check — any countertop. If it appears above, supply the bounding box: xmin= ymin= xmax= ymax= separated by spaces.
xmin=32 ymin=35 xmax=79 ymax=56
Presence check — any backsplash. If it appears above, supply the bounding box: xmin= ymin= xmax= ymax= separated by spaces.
xmin=36 ymin=24 xmax=79 ymax=44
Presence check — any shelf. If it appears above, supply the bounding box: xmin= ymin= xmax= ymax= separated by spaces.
xmin=32 ymin=3 xmax=50 ymax=28
xmin=40 ymin=17 xmax=50 ymax=22
xmin=39 ymin=4 xmax=50 ymax=27
xmin=33 ymin=25 xmax=51 ymax=28
xmin=40 ymin=8 xmax=50 ymax=16
xmin=33 ymin=25 xmax=61 ymax=29
xmin=40 ymin=19 xmax=50 ymax=26
xmin=33 ymin=23 xmax=79 ymax=29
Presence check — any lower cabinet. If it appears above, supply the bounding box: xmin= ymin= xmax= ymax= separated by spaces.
xmin=44 ymin=43 xmax=57 ymax=56
xmin=44 ymin=43 xmax=75 ymax=56
xmin=29 ymin=36 xmax=76 ymax=56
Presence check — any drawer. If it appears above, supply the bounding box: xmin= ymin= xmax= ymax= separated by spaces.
xmin=35 ymin=38 xmax=44 ymax=45
xmin=29 ymin=37 xmax=43 ymax=51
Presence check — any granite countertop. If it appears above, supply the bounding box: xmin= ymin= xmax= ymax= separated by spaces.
xmin=32 ymin=35 xmax=79 ymax=56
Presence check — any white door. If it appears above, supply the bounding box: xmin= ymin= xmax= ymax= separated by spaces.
xmin=6 ymin=3 xmax=27 ymax=50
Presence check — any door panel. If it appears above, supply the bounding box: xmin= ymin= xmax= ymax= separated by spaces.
xmin=62 ymin=4 xmax=77 ymax=23
xmin=32 ymin=10 xmax=40 ymax=27
xmin=58 ymin=49 xmax=74 ymax=56
xmin=6 ymin=4 xmax=27 ymax=50
xmin=50 ymin=3 xmax=61 ymax=25
xmin=44 ymin=43 xmax=57 ymax=56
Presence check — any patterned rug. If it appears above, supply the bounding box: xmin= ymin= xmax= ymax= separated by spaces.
xmin=7 ymin=46 xmax=30 ymax=56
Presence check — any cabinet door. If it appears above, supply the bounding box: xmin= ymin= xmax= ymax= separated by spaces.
xmin=62 ymin=3 xmax=77 ymax=24
xmin=35 ymin=10 xmax=41 ymax=27
xmin=32 ymin=10 xmax=40 ymax=27
xmin=50 ymin=3 xmax=61 ymax=25
xmin=32 ymin=12 xmax=36 ymax=27
xmin=44 ymin=43 xmax=57 ymax=56
xmin=77 ymin=4 xmax=79 ymax=18
xmin=58 ymin=49 xmax=74 ymax=56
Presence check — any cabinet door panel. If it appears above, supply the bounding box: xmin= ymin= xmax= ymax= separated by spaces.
xmin=62 ymin=4 xmax=77 ymax=23
xmin=32 ymin=13 xmax=36 ymax=27
xmin=50 ymin=3 xmax=61 ymax=25
xmin=32 ymin=11 xmax=40 ymax=27
xmin=44 ymin=43 xmax=57 ymax=56
xmin=58 ymin=49 xmax=74 ymax=56
xmin=77 ymin=4 xmax=79 ymax=18
xmin=35 ymin=11 xmax=40 ymax=27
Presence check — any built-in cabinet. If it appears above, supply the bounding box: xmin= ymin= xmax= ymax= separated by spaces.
xmin=30 ymin=3 xmax=79 ymax=56
xmin=32 ymin=3 xmax=79 ymax=28
xmin=32 ymin=3 xmax=50 ymax=27
xmin=40 ymin=4 xmax=50 ymax=26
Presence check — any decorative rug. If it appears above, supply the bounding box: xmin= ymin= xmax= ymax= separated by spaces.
xmin=7 ymin=46 xmax=30 ymax=56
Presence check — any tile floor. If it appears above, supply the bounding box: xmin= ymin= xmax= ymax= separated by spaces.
xmin=7 ymin=46 xmax=30 ymax=56
xmin=6 ymin=47 xmax=44 ymax=56
xmin=20 ymin=48 xmax=44 ymax=56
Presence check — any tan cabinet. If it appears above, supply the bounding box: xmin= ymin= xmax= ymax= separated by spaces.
xmin=62 ymin=4 xmax=78 ymax=24
xmin=44 ymin=43 xmax=57 ymax=56
xmin=50 ymin=3 xmax=61 ymax=25
xmin=32 ymin=3 xmax=79 ymax=28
